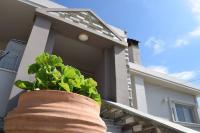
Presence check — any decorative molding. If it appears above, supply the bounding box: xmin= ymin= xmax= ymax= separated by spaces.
xmin=35 ymin=8 xmax=128 ymax=47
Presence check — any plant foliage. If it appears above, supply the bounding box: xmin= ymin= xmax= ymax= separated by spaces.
xmin=15 ymin=53 xmax=101 ymax=104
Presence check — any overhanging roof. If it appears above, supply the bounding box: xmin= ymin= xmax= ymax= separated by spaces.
xmin=102 ymin=100 xmax=200 ymax=133
xmin=36 ymin=8 xmax=127 ymax=47
xmin=129 ymin=63 xmax=200 ymax=96
xmin=18 ymin=0 xmax=65 ymax=8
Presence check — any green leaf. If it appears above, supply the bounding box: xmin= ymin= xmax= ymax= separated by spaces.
xmin=88 ymin=87 xmax=96 ymax=97
xmin=35 ymin=53 xmax=63 ymax=67
xmin=15 ymin=80 xmax=35 ymax=91
xmin=48 ymin=54 xmax=63 ymax=67
xmin=91 ymin=93 xmax=101 ymax=105
xmin=14 ymin=53 xmax=102 ymax=104
xmin=28 ymin=63 xmax=40 ymax=74
xmin=35 ymin=77 xmax=48 ymax=89
xmin=59 ymin=82 xmax=70 ymax=92
xmin=62 ymin=66 xmax=77 ymax=79
xmin=84 ymin=78 xmax=97 ymax=88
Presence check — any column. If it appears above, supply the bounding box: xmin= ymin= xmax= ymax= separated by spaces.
xmin=133 ymin=75 xmax=148 ymax=113
xmin=113 ymin=46 xmax=129 ymax=105
xmin=7 ymin=16 xmax=51 ymax=111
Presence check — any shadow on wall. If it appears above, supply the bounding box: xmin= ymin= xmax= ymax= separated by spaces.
xmin=6 ymin=90 xmax=25 ymax=114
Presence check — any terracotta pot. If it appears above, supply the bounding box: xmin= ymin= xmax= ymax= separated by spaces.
xmin=4 ymin=90 xmax=107 ymax=133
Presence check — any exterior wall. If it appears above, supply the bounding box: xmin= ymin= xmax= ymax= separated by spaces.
xmin=144 ymin=81 xmax=200 ymax=131
xmin=0 ymin=69 xmax=16 ymax=117
xmin=145 ymin=82 xmax=196 ymax=119
xmin=124 ymin=48 xmax=134 ymax=107
xmin=0 ymin=41 xmax=6 ymax=49
xmin=95 ymin=48 xmax=116 ymax=101
xmin=113 ymin=46 xmax=129 ymax=105
xmin=128 ymin=43 xmax=141 ymax=64
xmin=131 ymin=75 xmax=148 ymax=113
xmin=45 ymin=30 xmax=55 ymax=53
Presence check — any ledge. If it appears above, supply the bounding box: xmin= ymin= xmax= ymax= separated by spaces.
xmin=0 ymin=68 xmax=16 ymax=74
xmin=174 ymin=121 xmax=200 ymax=128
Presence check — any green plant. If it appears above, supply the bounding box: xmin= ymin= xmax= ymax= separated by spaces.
xmin=15 ymin=53 xmax=101 ymax=104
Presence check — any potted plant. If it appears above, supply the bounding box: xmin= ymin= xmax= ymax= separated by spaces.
xmin=4 ymin=53 xmax=106 ymax=133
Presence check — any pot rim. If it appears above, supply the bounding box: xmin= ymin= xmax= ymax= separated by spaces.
xmin=20 ymin=90 xmax=100 ymax=106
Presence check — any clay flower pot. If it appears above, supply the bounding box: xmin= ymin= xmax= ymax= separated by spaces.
xmin=4 ymin=90 xmax=107 ymax=133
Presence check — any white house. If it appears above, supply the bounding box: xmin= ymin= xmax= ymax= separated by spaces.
xmin=0 ymin=0 xmax=200 ymax=133
xmin=128 ymin=39 xmax=200 ymax=131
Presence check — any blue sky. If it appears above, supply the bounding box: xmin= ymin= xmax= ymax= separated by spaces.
xmin=55 ymin=0 xmax=200 ymax=86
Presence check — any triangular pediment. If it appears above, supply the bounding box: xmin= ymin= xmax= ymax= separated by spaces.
xmin=38 ymin=9 xmax=123 ymax=42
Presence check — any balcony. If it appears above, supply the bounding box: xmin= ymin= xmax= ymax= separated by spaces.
xmin=0 ymin=68 xmax=16 ymax=117
xmin=0 ymin=39 xmax=26 ymax=118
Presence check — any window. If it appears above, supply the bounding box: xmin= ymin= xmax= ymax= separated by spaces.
xmin=173 ymin=103 xmax=195 ymax=123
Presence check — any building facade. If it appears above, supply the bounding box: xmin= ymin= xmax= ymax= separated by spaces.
xmin=128 ymin=39 xmax=200 ymax=131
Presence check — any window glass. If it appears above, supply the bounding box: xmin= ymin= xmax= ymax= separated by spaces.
xmin=175 ymin=103 xmax=195 ymax=123
xmin=183 ymin=106 xmax=194 ymax=123
xmin=175 ymin=104 xmax=185 ymax=122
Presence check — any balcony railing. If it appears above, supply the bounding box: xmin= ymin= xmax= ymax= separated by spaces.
xmin=0 ymin=39 xmax=26 ymax=71
xmin=0 ymin=50 xmax=9 ymax=60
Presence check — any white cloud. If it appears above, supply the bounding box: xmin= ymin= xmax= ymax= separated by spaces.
xmin=170 ymin=71 xmax=196 ymax=81
xmin=146 ymin=0 xmax=200 ymax=49
xmin=174 ymin=26 xmax=200 ymax=48
xmin=147 ymin=65 xmax=169 ymax=74
xmin=189 ymin=26 xmax=200 ymax=37
xmin=173 ymin=0 xmax=200 ymax=48
xmin=174 ymin=39 xmax=189 ymax=47
xmin=145 ymin=37 xmax=165 ymax=54
xmin=189 ymin=0 xmax=200 ymax=22
xmin=147 ymin=65 xmax=197 ymax=82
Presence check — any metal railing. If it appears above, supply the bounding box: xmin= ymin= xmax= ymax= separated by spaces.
xmin=0 ymin=39 xmax=26 ymax=71
xmin=0 ymin=50 xmax=9 ymax=60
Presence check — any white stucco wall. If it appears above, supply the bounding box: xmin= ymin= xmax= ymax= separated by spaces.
xmin=144 ymin=81 xmax=200 ymax=131
xmin=131 ymin=75 xmax=148 ymax=113
xmin=145 ymin=81 xmax=196 ymax=120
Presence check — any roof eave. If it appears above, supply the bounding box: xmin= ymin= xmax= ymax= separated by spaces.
xmin=129 ymin=62 xmax=200 ymax=96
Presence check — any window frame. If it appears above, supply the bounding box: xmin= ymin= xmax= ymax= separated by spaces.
xmin=169 ymin=99 xmax=198 ymax=124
